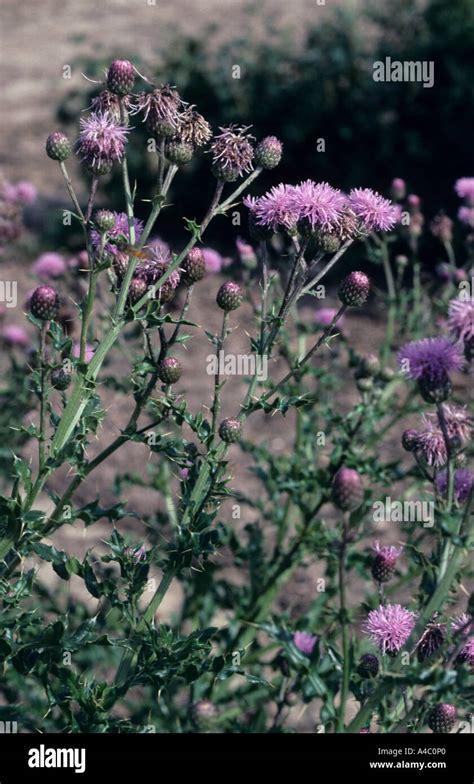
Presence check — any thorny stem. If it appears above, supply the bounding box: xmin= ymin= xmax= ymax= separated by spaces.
xmin=38 ymin=323 xmax=48 ymax=471
xmin=380 ymin=238 xmax=397 ymax=364
xmin=436 ymin=401 xmax=455 ymax=584
xmin=337 ymin=512 xmax=350 ymax=733
xmin=210 ymin=311 xmax=229 ymax=445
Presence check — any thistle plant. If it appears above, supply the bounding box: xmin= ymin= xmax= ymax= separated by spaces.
xmin=0 ymin=59 xmax=472 ymax=736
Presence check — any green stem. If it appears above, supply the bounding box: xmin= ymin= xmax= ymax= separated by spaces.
xmin=337 ymin=513 xmax=350 ymax=733
xmin=210 ymin=311 xmax=229 ymax=444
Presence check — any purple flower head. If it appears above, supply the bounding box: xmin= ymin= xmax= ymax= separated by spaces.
xmin=455 ymin=177 xmax=474 ymax=206
xmin=390 ymin=178 xmax=406 ymax=200
xmin=201 ymin=247 xmax=223 ymax=274
xmin=457 ymin=205 xmax=474 ymax=227
xmin=293 ymin=631 xmax=318 ymax=655
xmin=5 ymin=180 xmax=37 ymax=204
xmin=77 ymin=111 xmax=130 ymax=170
xmin=210 ymin=124 xmax=255 ymax=180
xmin=372 ymin=542 xmax=403 ymax=563
xmin=448 ymin=299 xmax=474 ymax=344
xmin=424 ymin=405 xmax=473 ymax=445
xmin=33 ymin=252 xmax=67 ymax=279
xmin=236 ymin=237 xmax=257 ymax=266
xmin=90 ymin=211 xmax=143 ymax=256
xmin=252 ymin=183 xmax=300 ymax=232
xmin=314 ymin=307 xmax=346 ymax=334
xmin=436 ymin=468 xmax=474 ymax=504
xmin=349 ymin=188 xmax=399 ymax=232
xmin=0 ymin=324 xmax=29 ymax=348
xmin=398 ymin=337 xmax=464 ymax=382
xmin=289 ymin=180 xmax=347 ymax=231
xmin=363 ymin=603 xmax=417 ymax=654
xmin=416 ymin=421 xmax=448 ymax=467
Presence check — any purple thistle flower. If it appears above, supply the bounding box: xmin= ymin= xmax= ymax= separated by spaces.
xmin=458 ymin=205 xmax=474 ymax=227
xmin=90 ymin=211 xmax=143 ymax=256
xmin=348 ymin=188 xmax=399 ymax=232
xmin=132 ymin=85 xmax=184 ymax=137
xmin=436 ymin=468 xmax=474 ymax=504
xmin=448 ymin=299 xmax=474 ymax=344
xmin=210 ymin=124 xmax=255 ymax=181
xmin=451 ymin=614 xmax=474 ymax=666
xmin=416 ymin=422 xmax=448 ymax=467
xmin=372 ymin=542 xmax=403 ymax=583
xmin=293 ymin=631 xmax=318 ymax=655
xmin=33 ymin=252 xmax=67 ymax=279
xmin=363 ymin=603 xmax=417 ymax=654
xmin=201 ymin=247 xmax=223 ymax=274
xmin=398 ymin=337 xmax=464 ymax=382
xmin=289 ymin=180 xmax=347 ymax=231
xmin=424 ymin=405 xmax=473 ymax=445
xmin=314 ymin=307 xmax=346 ymax=335
xmin=252 ymin=183 xmax=300 ymax=232
xmin=0 ymin=324 xmax=29 ymax=348
xmin=455 ymin=177 xmax=474 ymax=206
xmin=77 ymin=112 xmax=130 ymax=172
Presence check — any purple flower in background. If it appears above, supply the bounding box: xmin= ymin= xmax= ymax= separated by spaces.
xmin=201 ymin=247 xmax=223 ymax=274
xmin=4 ymin=180 xmax=38 ymax=204
xmin=416 ymin=421 xmax=447 ymax=467
xmin=348 ymin=188 xmax=399 ymax=232
xmin=0 ymin=324 xmax=29 ymax=348
xmin=293 ymin=631 xmax=318 ymax=655
xmin=363 ymin=604 xmax=417 ymax=654
xmin=72 ymin=342 xmax=95 ymax=364
xmin=436 ymin=468 xmax=474 ymax=504
xmin=77 ymin=111 xmax=130 ymax=171
xmin=448 ymin=299 xmax=474 ymax=343
xmin=390 ymin=178 xmax=406 ymax=200
xmin=424 ymin=405 xmax=473 ymax=445
xmin=33 ymin=252 xmax=67 ymax=278
xmin=252 ymin=183 xmax=299 ymax=232
xmin=457 ymin=206 xmax=474 ymax=227
xmin=90 ymin=211 xmax=143 ymax=256
xmin=455 ymin=177 xmax=474 ymax=205
xmin=289 ymin=180 xmax=346 ymax=231
xmin=314 ymin=307 xmax=346 ymax=335
xmin=398 ymin=337 xmax=464 ymax=382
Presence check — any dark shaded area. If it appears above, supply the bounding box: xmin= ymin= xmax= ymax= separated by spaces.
xmin=54 ymin=0 xmax=474 ymax=251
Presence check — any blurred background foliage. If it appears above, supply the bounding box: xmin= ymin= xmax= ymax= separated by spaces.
xmin=54 ymin=0 xmax=474 ymax=250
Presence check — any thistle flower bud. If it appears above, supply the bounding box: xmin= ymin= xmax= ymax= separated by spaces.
xmin=94 ymin=209 xmax=116 ymax=233
xmin=255 ymin=136 xmax=283 ymax=169
xmin=401 ymin=429 xmax=419 ymax=452
xmin=210 ymin=125 xmax=254 ymax=182
xmin=338 ymin=271 xmax=370 ymax=307
xmin=357 ymin=653 xmax=379 ymax=678
xmin=357 ymin=377 xmax=373 ymax=392
xmin=358 ymin=354 xmax=381 ymax=378
xmin=127 ymin=276 xmax=148 ymax=306
xmin=106 ymin=59 xmax=135 ymax=97
xmin=46 ymin=131 xmax=72 ymax=162
xmin=390 ymin=178 xmax=406 ymax=201
xmin=428 ymin=704 xmax=457 ymax=734
xmin=51 ymin=366 xmax=72 ymax=391
xmin=182 ymin=248 xmax=206 ymax=284
xmin=317 ymin=232 xmax=341 ymax=254
xmin=157 ymin=356 xmax=182 ymax=385
xmin=165 ymin=140 xmax=194 ymax=166
xmin=219 ymin=417 xmax=242 ymax=443
xmin=29 ymin=285 xmax=60 ymax=321
xmin=216 ymin=281 xmax=243 ymax=311
xmin=371 ymin=543 xmax=403 ymax=583
xmin=332 ymin=467 xmax=364 ymax=512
